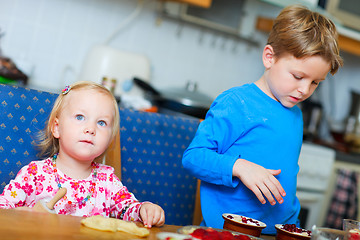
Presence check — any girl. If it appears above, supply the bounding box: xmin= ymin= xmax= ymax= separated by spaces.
xmin=0 ymin=81 xmax=165 ymax=228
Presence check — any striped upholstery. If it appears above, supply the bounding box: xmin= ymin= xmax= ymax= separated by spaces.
xmin=0 ymin=84 xmax=57 ymax=191
xmin=119 ymin=108 xmax=200 ymax=226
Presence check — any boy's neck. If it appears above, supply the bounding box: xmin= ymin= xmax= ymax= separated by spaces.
xmin=254 ymin=76 xmax=273 ymax=99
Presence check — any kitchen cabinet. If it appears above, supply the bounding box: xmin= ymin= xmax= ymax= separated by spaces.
xmin=159 ymin=0 xmax=259 ymax=46
xmin=162 ymin=0 xmax=212 ymax=8
xmin=255 ymin=16 xmax=360 ymax=56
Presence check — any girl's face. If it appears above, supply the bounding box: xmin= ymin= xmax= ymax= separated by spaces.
xmin=259 ymin=45 xmax=331 ymax=108
xmin=52 ymin=89 xmax=115 ymax=162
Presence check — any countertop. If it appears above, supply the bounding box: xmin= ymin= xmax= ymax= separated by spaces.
xmin=336 ymin=151 xmax=360 ymax=164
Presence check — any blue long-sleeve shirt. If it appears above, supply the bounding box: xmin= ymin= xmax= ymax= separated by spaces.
xmin=182 ymin=83 xmax=303 ymax=235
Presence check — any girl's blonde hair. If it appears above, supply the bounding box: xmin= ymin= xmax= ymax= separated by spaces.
xmin=267 ymin=5 xmax=343 ymax=75
xmin=37 ymin=81 xmax=120 ymax=162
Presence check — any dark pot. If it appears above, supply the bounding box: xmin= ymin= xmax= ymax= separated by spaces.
xmin=133 ymin=77 xmax=213 ymax=119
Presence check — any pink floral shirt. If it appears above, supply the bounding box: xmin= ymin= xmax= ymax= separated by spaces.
xmin=0 ymin=158 xmax=143 ymax=221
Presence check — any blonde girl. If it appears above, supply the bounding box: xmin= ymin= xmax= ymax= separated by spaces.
xmin=0 ymin=81 xmax=165 ymax=228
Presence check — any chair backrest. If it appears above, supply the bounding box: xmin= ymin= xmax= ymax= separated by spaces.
xmin=0 ymin=84 xmax=202 ymax=225
xmin=0 ymin=84 xmax=58 ymax=192
xmin=119 ymin=108 xmax=200 ymax=226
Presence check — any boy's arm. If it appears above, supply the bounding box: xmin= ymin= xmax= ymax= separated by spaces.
xmin=182 ymin=94 xmax=245 ymax=188
xmin=182 ymin=90 xmax=286 ymax=205
xmin=232 ymin=158 xmax=286 ymax=205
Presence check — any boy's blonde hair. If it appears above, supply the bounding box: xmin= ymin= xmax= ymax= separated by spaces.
xmin=267 ymin=5 xmax=343 ymax=75
xmin=37 ymin=81 xmax=120 ymax=162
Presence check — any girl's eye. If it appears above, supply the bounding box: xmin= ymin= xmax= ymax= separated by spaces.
xmin=293 ymin=74 xmax=302 ymax=80
xmin=98 ymin=120 xmax=107 ymax=127
xmin=76 ymin=115 xmax=84 ymax=121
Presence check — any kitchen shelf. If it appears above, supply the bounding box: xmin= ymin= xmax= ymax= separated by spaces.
xmin=158 ymin=6 xmax=260 ymax=47
xmin=162 ymin=0 xmax=212 ymax=8
xmin=255 ymin=16 xmax=360 ymax=57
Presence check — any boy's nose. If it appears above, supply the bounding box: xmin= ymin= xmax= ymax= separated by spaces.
xmin=298 ymin=82 xmax=311 ymax=96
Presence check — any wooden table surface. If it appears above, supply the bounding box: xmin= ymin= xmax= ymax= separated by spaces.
xmin=0 ymin=208 xmax=275 ymax=240
xmin=0 ymin=208 xmax=179 ymax=240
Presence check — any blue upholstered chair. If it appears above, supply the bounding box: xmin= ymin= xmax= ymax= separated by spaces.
xmin=0 ymin=84 xmax=58 ymax=192
xmin=119 ymin=108 xmax=200 ymax=226
xmin=0 ymin=84 xmax=202 ymax=226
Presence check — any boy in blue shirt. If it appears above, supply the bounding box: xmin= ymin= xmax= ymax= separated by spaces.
xmin=182 ymin=5 xmax=343 ymax=235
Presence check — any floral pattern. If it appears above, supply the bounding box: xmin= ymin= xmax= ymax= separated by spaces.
xmin=0 ymin=158 xmax=143 ymax=221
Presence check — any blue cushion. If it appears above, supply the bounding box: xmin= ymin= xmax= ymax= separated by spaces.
xmin=119 ymin=108 xmax=200 ymax=226
xmin=0 ymin=84 xmax=57 ymax=191
xmin=0 ymin=84 xmax=200 ymax=226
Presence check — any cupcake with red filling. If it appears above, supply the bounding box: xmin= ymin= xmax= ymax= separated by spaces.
xmin=275 ymin=224 xmax=311 ymax=240
xmin=222 ymin=214 xmax=266 ymax=237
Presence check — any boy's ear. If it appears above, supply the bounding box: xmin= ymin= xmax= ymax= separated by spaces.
xmin=52 ymin=118 xmax=60 ymax=139
xmin=262 ymin=45 xmax=275 ymax=68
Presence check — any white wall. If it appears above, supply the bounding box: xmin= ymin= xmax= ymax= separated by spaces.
xmin=0 ymin=0 xmax=267 ymax=95
xmin=1 ymin=0 xmax=360 ymax=132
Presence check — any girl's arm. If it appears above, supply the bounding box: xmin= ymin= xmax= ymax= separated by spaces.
xmin=109 ymin=179 xmax=165 ymax=227
xmin=0 ymin=165 xmax=33 ymax=209
xmin=108 ymin=172 xmax=143 ymax=221
xmin=139 ymin=202 xmax=165 ymax=228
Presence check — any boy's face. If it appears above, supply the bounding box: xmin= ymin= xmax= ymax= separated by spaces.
xmin=52 ymin=89 xmax=114 ymax=162
xmin=261 ymin=46 xmax=331 ymax=108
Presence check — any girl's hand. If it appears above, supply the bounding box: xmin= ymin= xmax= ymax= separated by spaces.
xmin=140 ymin=202 xmax=165 ymax=228
xmin=233 ymin=158 xmax=286 ymax=205
xmin=15 ymin=206 xmax=33 ymax=211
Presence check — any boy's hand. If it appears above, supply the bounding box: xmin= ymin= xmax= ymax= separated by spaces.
xmin=140 ymin=202 xmax=165 ymax=228
xmin=233 ymin=158 xmax=286 ymax=205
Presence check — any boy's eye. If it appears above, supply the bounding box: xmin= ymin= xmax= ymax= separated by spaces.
xmin=98 ymin=120 xmax=107 ymax=127
xmin=75 ymin=115 xmax=84 ymax=121
xmin=312 ymin=81 xmax=319 ymax=86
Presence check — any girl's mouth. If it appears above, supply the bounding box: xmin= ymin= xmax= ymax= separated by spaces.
xmin=80 ymin=140 xmax=93 ymax=145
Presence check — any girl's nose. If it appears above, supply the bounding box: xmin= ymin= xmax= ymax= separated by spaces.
xmin=84 ymin=126 xmax=95 ymax=135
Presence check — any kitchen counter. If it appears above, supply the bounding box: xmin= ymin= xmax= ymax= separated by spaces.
xmin=336 ymin=151 xmax=360 ymax=164
xmin=304 ymin=139 xmax=360 ymax=165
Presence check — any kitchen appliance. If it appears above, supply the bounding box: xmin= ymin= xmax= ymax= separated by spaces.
xmin=79 ymin=44 xmax=151 ymax=97
xmin=296 ymin=142 xmax=336 ymax=230
xmin=0 ymin=57 xmax=28 ymax=85
xmin=344 ymin=90 xmax=360 ymax=153
xmin=300 ymin=100 xmax=323 ymax=141
xmin=133 ymin=77 xmax=213 ymax=119
xmin=326 ymin=0 xmax=360 ymax=32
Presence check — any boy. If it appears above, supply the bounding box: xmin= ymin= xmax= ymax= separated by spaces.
xmin=182 ymin=5 xmax=343 ymax=235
